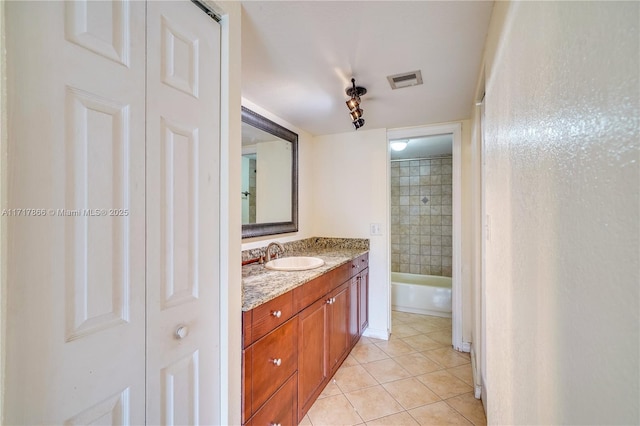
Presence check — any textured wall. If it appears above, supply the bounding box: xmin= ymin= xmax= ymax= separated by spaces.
xmin=483 ymin=2 xmax=639 ymax=424
xmin=390 ymin=156 xmax=453 ymax=276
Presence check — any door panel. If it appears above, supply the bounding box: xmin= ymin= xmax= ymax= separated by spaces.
xmin=5 ymin=1 xmax=146 ymax=423
xmin=145 ymin=2 xmax=221 ymax=424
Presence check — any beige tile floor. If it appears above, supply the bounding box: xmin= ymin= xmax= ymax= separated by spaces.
xmin=301 ymin=311 xmax=486 ymax=426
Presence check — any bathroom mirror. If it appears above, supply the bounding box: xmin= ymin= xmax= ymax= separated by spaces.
xmin=241 ymin=106 xmax=298 ymax=238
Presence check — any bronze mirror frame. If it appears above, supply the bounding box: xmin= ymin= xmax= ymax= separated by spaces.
xmin=241 ymin=106 xmax=299 ymax=238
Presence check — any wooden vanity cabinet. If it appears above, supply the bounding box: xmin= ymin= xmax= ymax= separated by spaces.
xmin=243 ymin=253 xmax=369 ymax=426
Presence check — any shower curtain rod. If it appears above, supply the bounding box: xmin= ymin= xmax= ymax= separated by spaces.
xmin=391 ymin=154 xmax=452 ymax=162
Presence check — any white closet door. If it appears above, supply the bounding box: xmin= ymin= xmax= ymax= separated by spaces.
xmin=5 ymin=1 xmax=146 ymax=424
xmin=145 ymin=2 xmax=221 ymax=425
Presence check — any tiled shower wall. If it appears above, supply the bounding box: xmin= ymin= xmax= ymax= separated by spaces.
xmin=390 ymin=156 xmax=453 ymax=277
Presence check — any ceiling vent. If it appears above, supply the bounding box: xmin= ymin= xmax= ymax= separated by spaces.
xmin=387 ymin=70 xmax=423 ymax=90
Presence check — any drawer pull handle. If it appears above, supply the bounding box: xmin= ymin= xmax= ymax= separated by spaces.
xmin=272 ymin=358 xmax=282 ymax=366
xmin=326 ymin=297 xmax=336 ymax=305
xmin=272 ymin=310 xmax=282 ymax=318
xmin=271 ymin=423 xmax=282 ymax=426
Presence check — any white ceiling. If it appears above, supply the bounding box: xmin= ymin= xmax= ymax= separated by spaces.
xmin=241 ymin=1 xmax=494 ymax=136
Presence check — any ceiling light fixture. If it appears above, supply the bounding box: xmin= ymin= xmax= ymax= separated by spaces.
xmin=390 ymin=140 xmax=409 ymax=151
xmin=345 ymin=78 xmax=367 ymax=130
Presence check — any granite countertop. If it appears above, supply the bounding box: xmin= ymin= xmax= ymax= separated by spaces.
xmin=242 ymin=246 xmax=368 ymax=312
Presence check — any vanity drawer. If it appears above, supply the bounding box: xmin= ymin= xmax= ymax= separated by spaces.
xmin=250 ymin=291 xmax=295 ymax=344
xmin=300 ymin=262 xmax=351 ymax=307
xmin=351 ymin=253 xmax=369 ymax=275
xmin=251 ymin=317 xmax=298 ymax=410
xmin=250 ymin=372 xmax=297 ymax=426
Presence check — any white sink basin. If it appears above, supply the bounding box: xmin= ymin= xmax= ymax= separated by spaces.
xmin=265 ymin=256 xmax=325 ymax=271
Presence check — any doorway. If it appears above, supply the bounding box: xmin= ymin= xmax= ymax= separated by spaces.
xmin=388 ymin=124 xmax=466 ymax=352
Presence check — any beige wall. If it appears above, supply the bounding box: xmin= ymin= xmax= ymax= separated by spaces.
xmin=479 ymin=1 xmax=639 ymax=423
xmin=311 ymin=128 xmax=390 ymax=338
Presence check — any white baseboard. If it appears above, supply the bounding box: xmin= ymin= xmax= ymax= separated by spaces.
xmin=470 ymin=345 xmax=482 ymax=399
xmin=392 ymin=305 xmax=451 ymax=318
xmin=454 ymin=340 xmax=471 ymax=353
xmin=481 ymin=376 xmax=487 ymax=415
xmin=362 ymin=327 xmax=390 ymax=341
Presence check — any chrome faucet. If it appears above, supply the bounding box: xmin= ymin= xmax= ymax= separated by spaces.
xmin=265 ymin=242 xmax=285 ymax=262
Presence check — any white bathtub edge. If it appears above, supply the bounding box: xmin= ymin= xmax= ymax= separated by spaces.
xmin=392 ymin=304 xmax=452 ymax=318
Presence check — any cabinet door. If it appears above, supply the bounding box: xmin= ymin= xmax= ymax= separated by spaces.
xmin=329 ymin=282 xmax=350 ymax=372
xmin=298 ymin=298 xmax=328 ymax=420
xmin=349 ymin=277 xmax=359 ymax=346
xmin=251 ymin=373 xmax=297 ymax=426
xmin=359 ymin=269 xmax=369 ymax=334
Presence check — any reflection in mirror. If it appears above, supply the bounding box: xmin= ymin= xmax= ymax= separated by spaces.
xmin=241 ymin=106 xmax=298 ymax=238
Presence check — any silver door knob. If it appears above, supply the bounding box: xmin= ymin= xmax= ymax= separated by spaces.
xmin=272 ymin=310 xmax=282 ymax=318
xmin=272 ymin=358 xmax=282 ymax=366
xmin=175 ymin=325 xmax=189 ymax=339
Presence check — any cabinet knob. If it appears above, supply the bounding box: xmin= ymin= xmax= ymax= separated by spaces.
xmin=175 ymin=325 xmax=189 ymax=339
xmin=272 ymin=310 xmax=282 ymax=318
xmin=326 ymin=298 xmax=332 ymax=305
xmin=272 ymin=358 xmax=282 ymax=366
xmin=270 ymin=423 xmax=282 ymax=426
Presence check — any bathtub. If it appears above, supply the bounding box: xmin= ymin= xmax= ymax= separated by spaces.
xmin=391 ymin=272 xmax=452 ymax=318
